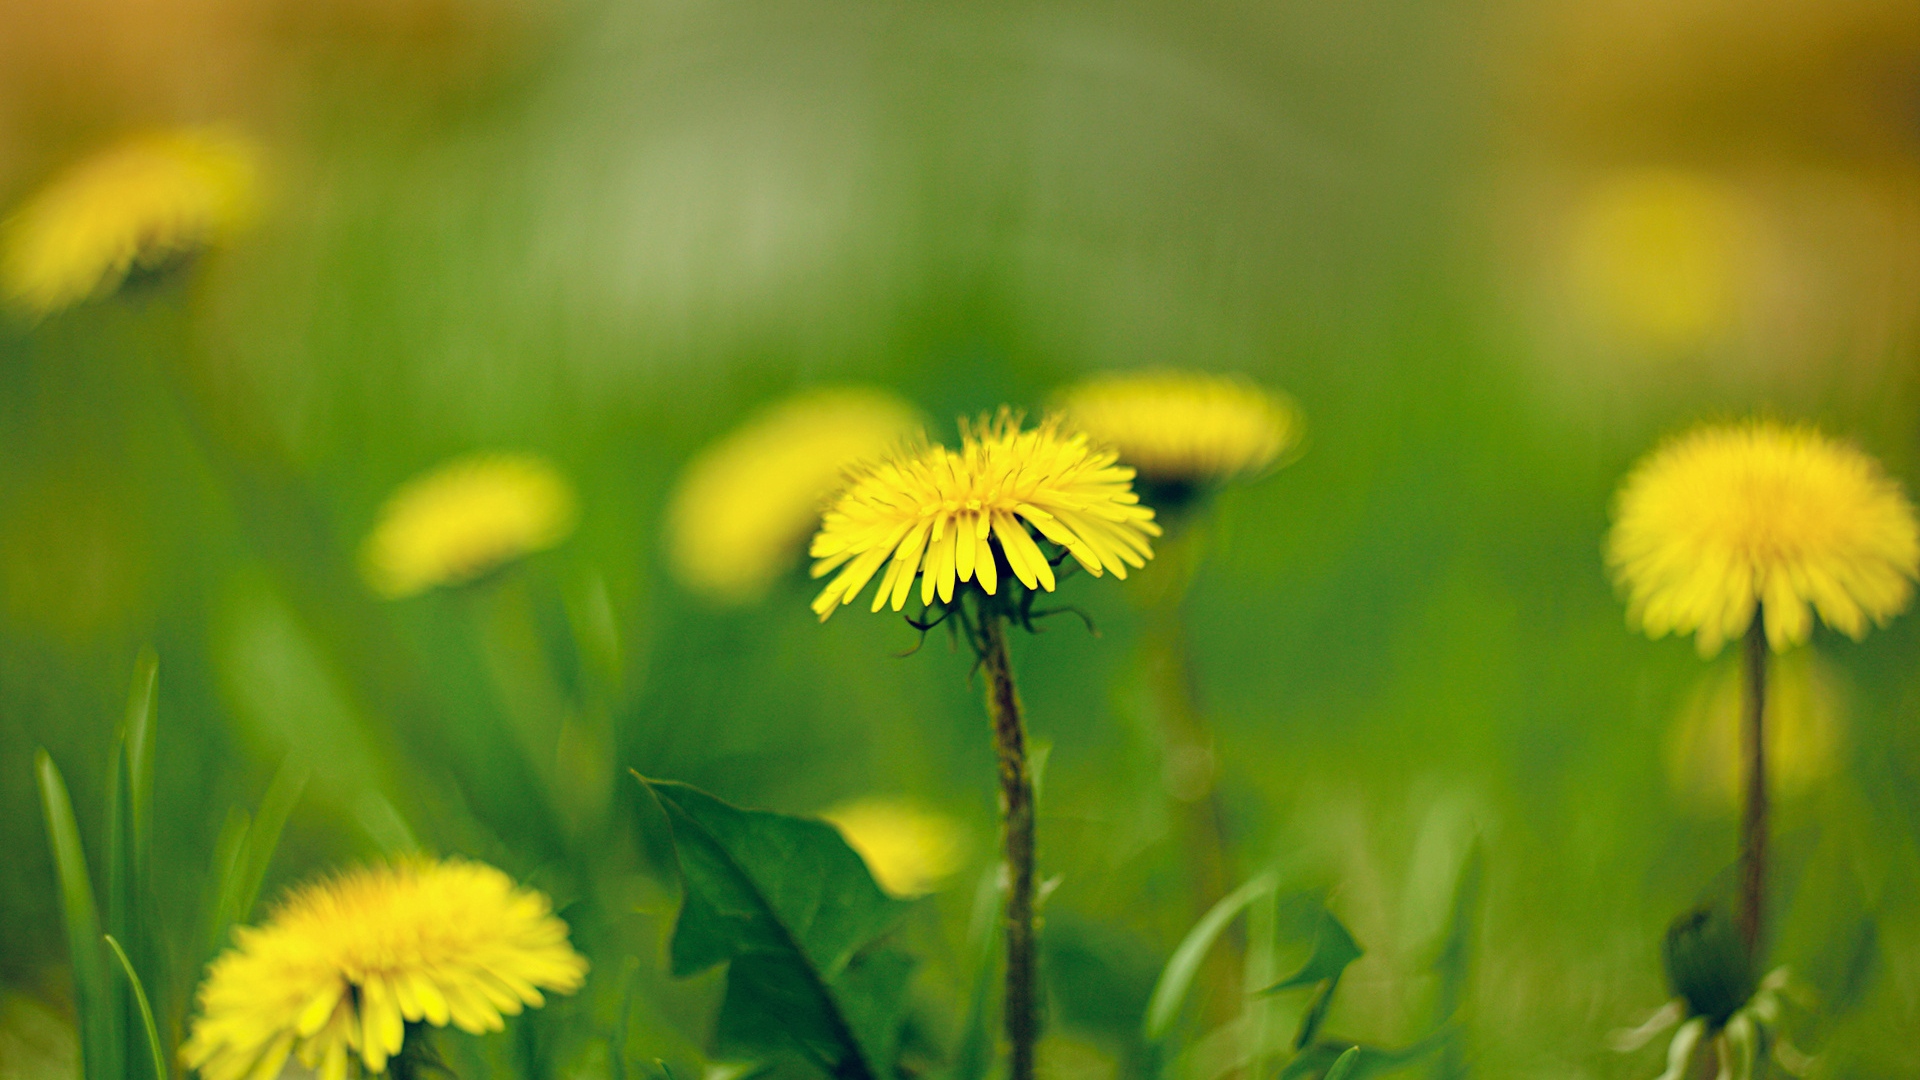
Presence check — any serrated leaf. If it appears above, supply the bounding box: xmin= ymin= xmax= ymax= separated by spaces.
xmin=638 ymin=777 xmax=915 ymax=1080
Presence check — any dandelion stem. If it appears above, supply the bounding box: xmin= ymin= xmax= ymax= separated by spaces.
xmin=977 ymin=603 xmax=1039 ymax=1080
xmin=1738 ymin=614 xmax=1768 ymax=961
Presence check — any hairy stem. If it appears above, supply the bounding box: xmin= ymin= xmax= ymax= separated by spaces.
xmin=1739 ymin=615 xmax=1768 ymax=961
xmin=978 ymin=606 xmax=1038 ymax=1080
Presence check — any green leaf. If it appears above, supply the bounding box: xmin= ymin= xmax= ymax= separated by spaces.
xmin=107 ymin=652 xmax=160 ymax=1077
xmin=105 ymin=935 xmax=168 ymax=1080
xmin=1277 ymin=1039 xmax=1440 ymax=1080
xmin=204 ymin=807 xmax=252 ymax=956
xmin=235 ymin=758 xmax=309 ymax=923
xmin=638 ymin=777 xmax=916 ymax=1080
xmin=1265 ymin=905 xmax=1364 ymax=994
xmin=36 ymin=750 xmax=122 ymax=1080
xmin=123 ymin=650 xmax=159 ymax=871
xmin=1324 ymin=1046 xmax=1363 ymax=1080
xmin=203 ymin=758 xmax=308 ymax=957
xmin=1045 ymin=914 xmax=1159 ymax=1046
xmin=1143 ymin=870 xmax=1278 ymax=1042
xmin=941 ymin=869 xmax=1003 ymax=1080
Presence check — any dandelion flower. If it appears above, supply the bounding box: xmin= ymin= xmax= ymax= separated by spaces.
xmin=1566 ymin=169 xmax=1757 ymax=351
xmin=1055 ymin=370 xmax=1301 ymax=491
xmin=666 ymin=388 xmax=924 ymax=604
xmin=808 ymin=411 xmax=1160 ymax=620
xmin=1607 ymin=420 xmax=1920 ymax=655
xmin=2 ymin=128 xmax=257 ymax=315
xmin=363 ymin=453 xmax=576 ymax=599
xmin=824 ymin=797 xmax=967 ymax=897
xmin=181 ymin=857 xmax=587 ymax=1080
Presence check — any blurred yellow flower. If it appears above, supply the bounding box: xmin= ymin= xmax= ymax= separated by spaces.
xmin=1607 ymin=420 xmax=1920 ymax=655
xmin=1 ymin=128 xmax=257 ymax=316
xmin=1566 ymin=169 xmax=1758 ymax=351
xmin=1055 ymin=370 xmax=1302 ymax=488
xmin=1667 ymin=650 xmax=1843 ymax=811
xmin=362 ymin=453 xmax=576 ymax=599
xmin=666 ymin=388 xmax=924 ymax=605
xmin=809 ymin=411 xmax=1160 ymax=620
xmin=824 ymin=797 xmax=968 ymax=897
xmin=181 ymin=857 xmax=587 ymax=1080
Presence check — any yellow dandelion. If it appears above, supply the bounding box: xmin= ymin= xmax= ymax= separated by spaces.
xmin=808 ymin=410 xmax=1160 ymax=620
xmin=362 ymin=453 xmax=577 ymax=599
xmin=666 ymin=388 xmax=924 ymax=604
xmin=2 ymin=128 xmax=257 ymax=316
xmin=181 ymin=857 xmax=587 ymax=1080
xmin=1566 ymin=169 xmax=1758 ymax=351
xmin=1607 ymin=420 xmax=1920 ymax=655
xmin=1055 ymin=370 xmax=1301 ymax=489
xmin=824 ymin=797 xmax=968 ymax=898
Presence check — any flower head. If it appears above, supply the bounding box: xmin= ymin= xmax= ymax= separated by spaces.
xmin=362 ymin=453 xmax=576 ymax=599
xmin=2 ymin=128 xmax=257 ymax=315
xmin=182 ymin=857 xmax=587 ymax=1080
xmin=667 ymin=388 xmax=923 ymax=604
xmin=1055 ymin=370 xmax=1301 ymax=490
xmin=1607 ymin=420 xmax=1920 ymax=655
xmin=1612 ymin=907 xmax=1812 ymax=1080
xmin=808 ymin=411 xmax=1160 ymax=620
xmin=824 ymin=797 xmax=968 ymax=897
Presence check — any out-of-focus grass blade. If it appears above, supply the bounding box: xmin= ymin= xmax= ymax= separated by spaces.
xmin=1324 ymin=1046 xmax=1363 ymax=1080
xmin=1430 ymin=842 xmax=1481 ymax=1080
xmin=36 ymin=750 xmax=122 ymax=1080
xmin=204 ymin=807 xmax=252 ymax=956
xmin=203 ymin=758 xmax=309 ymax=956
xmin=943 ymin=868 xmax=1003 ymax=1080
xmin=1143 ymin=870 xmax=1278 ymax=1042
xmin=107 ymin=651 xmax=160 ymax=1062
xmin=105 ymin=729 xmax=130 ymax=953
xmin=124 ymin=650 xmax=159 ymax=865
xmin=105 ymin=934 xmax=168 ymax=1080
xmin=233 ymin=758 xmax=309 ymax=924
xmin=1243 ymin=872 xmax=1280 ymax=1080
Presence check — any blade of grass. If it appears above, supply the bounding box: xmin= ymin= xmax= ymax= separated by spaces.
xmin=232 ymin=758 xmax=309 ymax=924
xmin=1324 ymin=1046 xmax=1363 ymax=1080
xmin=125 ymin=650 xmax=159 ymax=870
xmin=945 ymin=867 xmax=1005 ymax=1080
xmin=105 ymin=934 xmax=168 ymax=1080
xmin=1144 ymin=870 xmax=1278 ymax=1043
xmin=1243 ymin=875 xmax=1280 ymax=1080
xmin=37 ymin=750 xmax=122 ymax=1080
xmin=105 ymin=730 xmax=130 ymax=954
xmin=204 ymin=807 xmax=252 ymax=957
xmin=104 ymin=729 xmax=139 ymax=1080
xmin=122 ymin=651 xmax=161 ymax=1064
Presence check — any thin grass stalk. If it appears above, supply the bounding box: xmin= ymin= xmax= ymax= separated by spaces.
xmin=976 ymin=601 xmax=1038 ymax=1080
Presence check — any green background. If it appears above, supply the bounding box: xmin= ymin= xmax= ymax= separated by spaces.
xmin=4 ymin=0 xmax=1919 ymax=1075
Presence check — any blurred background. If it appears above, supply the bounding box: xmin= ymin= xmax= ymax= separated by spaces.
xmin=4 ymin=0 xmax=1920 ymax=1075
